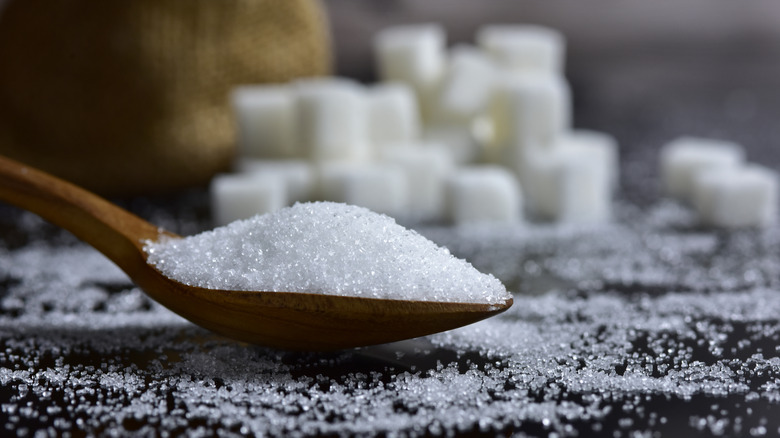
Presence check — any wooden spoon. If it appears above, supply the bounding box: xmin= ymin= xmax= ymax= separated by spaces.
xmin=0 ymin=155 xmax=512 ymax=350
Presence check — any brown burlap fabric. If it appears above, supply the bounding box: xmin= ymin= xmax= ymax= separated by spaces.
xmin=0 ymin=0 xmax=330 ymax=195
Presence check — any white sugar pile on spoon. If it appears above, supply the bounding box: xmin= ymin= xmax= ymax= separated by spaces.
xmin=144 ymin=202 xmax=509 ymax=304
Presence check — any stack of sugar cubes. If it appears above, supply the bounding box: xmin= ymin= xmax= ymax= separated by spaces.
xmin=222 ymin=77 xmax=462 ymax=226
xmin=660 ymin=137 xmax=778 ymax=228
xmin=376 ymin=24 xmax=617 ymax=223
xmin=217 ymin=23 xmax=618 ymax=226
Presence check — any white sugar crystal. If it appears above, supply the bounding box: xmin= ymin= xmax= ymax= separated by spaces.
xmin=366 ymin=83 xmax=421 ymax=146
xmin=476 ymin=24 xmax=565 ymax=74
xmin=378 ymin=143 xmax=456 ymax=222
xmin=317 ymin=163 xmax=409 ymax=218
xmin=660 ymin=137 xmax=745 ymax=201
xmin=431 ymin=45 xmax=496 ymax=124
xmin=234 ymin=159 xmax=315 ymax=204
xmin=293 ymin=78 xmax=370 ymax=162
xmin=693 ymin=164 xmax=778 ymax=228
xmin=488 ymin=72 xmax=571 ymax=161
xmin=231 ymin=85 xmax=299 ymax=159
xmin=145 ymin=202 xmax=508 ymax=304
xmin=210 ymin=173 xmax=286 ymax=226
xmin=445 ymin=166 xmax=522 ymax=225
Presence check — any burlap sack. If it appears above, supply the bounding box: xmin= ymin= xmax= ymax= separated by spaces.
xmin=0 ymin=0 xmax=330 ymax=195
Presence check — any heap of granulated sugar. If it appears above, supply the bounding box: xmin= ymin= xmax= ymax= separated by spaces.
xmin=144 ymin=202 xmax=509 ymax=304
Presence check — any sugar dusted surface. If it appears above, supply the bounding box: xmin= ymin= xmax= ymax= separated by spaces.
xmin=5 ymin=197 xmax=780 ymax=436
xmin=144 ymin=202 xmax=508 ymax=304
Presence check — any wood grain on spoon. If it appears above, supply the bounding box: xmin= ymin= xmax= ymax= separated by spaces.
xmin=0 ymin=155 xmax=512 ymax=350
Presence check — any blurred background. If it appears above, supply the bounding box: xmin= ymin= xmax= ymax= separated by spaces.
xmin=323 ymin=0 xmax=780 ymax=202
xmin=2 ymin=0 xmax=780 ymax=204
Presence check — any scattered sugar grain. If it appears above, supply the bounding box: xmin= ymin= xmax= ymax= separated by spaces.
xmin=144 ymin=202 xmax=508 ymax=304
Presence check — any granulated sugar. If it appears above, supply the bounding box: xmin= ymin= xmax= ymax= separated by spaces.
xmin=144 ymin=202 xmax=508 ymax=304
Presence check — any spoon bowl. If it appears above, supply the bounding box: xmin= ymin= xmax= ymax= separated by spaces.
xmin=0 ymin=155 xmax=512 ymax=350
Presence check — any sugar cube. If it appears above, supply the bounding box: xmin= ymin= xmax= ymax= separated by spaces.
xmin=366 ymin=83 xmax=421 ymax=146
xmin=210 ymin=173 xmax=286 ymax=226
xmin=234 ymin=159 xmax=315 ymax=204
xmin=422 ymin=124 xmax=482 ymax=165
xmin=374 ymin=24 xmax=446 ymax=91
xmin=317 ymin=163 xmax=409 ymax=218
xmin=378 ymin=143 xmax=456 ymax=222
xmin=431 ymin=45 xmax=496 ymax=125
xmin=476 ymin=24 xmax=565 ymax=74
xmin=445 ymin=166 xmax=522 ymax=224
xmin=293 ymin=78 xmax=370 ymax=162
xmin=693 ymin=165 xmax=778 ymax=228
xmin=231 ymin=85 xmax=298 ymax=159
xmin=660 ymin=137 xmax=745 ymax=201
xmin=523 ymin=146 xmax=611 ymax=223
xmin=559 ymin=130 xmax=620 ymax=190
xmin=374 ymin=24 xmax=446 ymax=122
xmin=488 ymin=72 xmax=571 ymax=162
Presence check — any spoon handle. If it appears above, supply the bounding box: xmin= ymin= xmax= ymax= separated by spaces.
xmin=0 ymin=155 xmax=164 ymax=273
